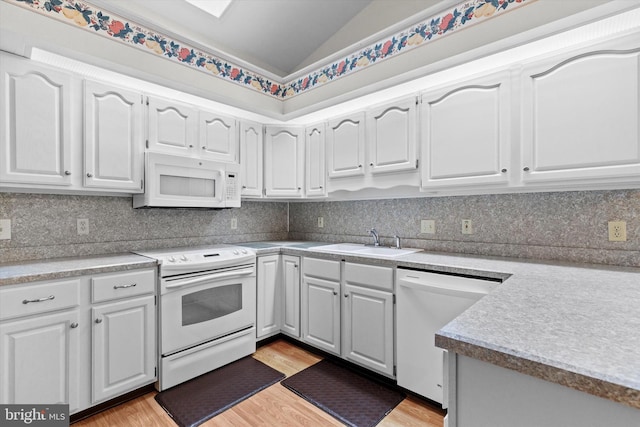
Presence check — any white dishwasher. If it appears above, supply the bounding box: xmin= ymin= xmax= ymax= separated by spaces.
xmin=396 ymin=268 xmax=499 ymax=406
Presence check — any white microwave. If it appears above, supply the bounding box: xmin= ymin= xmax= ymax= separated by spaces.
xmin=133 ymin=152 xmax=241 ymax=209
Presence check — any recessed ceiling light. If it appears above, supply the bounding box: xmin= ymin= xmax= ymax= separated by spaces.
xmin=184 ymin=0 xmax=233 ymax=18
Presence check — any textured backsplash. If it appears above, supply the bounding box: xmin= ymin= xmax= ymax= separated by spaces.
xmin=0 ymin=193 xmax=288 ymax=263
xmin=288 ymin=190 xmax=640 ymax=268
xmin=1 ymin=190 xmax=638 ymax=267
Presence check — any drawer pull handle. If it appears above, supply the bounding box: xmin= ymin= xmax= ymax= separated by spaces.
xmin=70 ymin=322 xmax=79 ymax=329
xmin=22 ymin=295 xmax=55 ymax=304
xmin=113 ymin=283 xmax=137 ymax=289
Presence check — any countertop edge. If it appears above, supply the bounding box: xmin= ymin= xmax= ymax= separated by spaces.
xmin=435 ymin=333 xmax=640 ymax=410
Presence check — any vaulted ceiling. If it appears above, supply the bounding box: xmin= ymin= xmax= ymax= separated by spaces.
xmin=1 ymin=0 xmax=637 ymax=121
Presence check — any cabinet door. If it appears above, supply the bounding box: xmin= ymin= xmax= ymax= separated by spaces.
xmin=367 ymin=98 xmax=418 ymax=174
xmin=264 ymin=126 xmax=303 ymax=197
xmin=84 ymin=80 xmax=144 ymax=192
xmin=521 ymin=49 xmax=640 ymax=184
xmin=92 ymin=295 xmax=155 ymax=403
xmin=199 ymin=110 xmax=237 ymax=163
xmin=302 ymin=275 xmax=340 ymax=355
xmin=0 ymin=310 xmax=80 ymax=413
xmin=327 ymin=113 xmax=366 ymax=178
xmin=0 ymin=54 xmax=73 ymax=186
xmin=281 ymin=255 xmax=301 ymax=338
xmin=239 ymin=120 xmax=263 ymax=197
xmin=305 ymin=123 xmax=326 ymax=197
xmin=343 ymin=284 xmax=394 ymax=377
xmin=147 ymin=96 xmax=198 ymax=155
xmin=256 ymin=255 xmax=281 ymax=338
xmin=421 ymin=73 xmax=511 ymax=189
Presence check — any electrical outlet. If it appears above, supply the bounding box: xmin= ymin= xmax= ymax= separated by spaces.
xmin=420 ymin=219 xmax=435 ymax=234
xmin=317 ymin=217 xmax=324 ymax=228
xmin=231 ymin=218 xmax=238 ymax=230
xmin=608 ymin=221 xmax=626 ymax=242
xmin=0 ymin=219 xmax=11 ymax=240
xmin=462 ymin=219 xmax=473 ymax=234
xmin=77 ymin=218 xmax=89 ymax=235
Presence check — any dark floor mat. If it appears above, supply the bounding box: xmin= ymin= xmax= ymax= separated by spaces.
xmin=155 ymin=356 xmax=285 ymax=427
xmin=281 ymin=359 xmax=405 ymax=427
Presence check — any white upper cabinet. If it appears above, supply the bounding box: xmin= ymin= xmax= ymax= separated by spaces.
xmin=239 ymin=120 xmax=263 ymax=197
xmin=366 ymin=97 xmax=418 ymax=175
xmin=147 ymin=96 xmax=198 ymax=155
xmin=264 ymin=126 xmax=304 ymax=197
xmin=84 ymin=80 xmax=144 ymax=192
xmin=199 ymin=110 xmax=237 ymax=163
xmin=520 ymin=45 xmax=640 ymax=185
xmin=305 ymin=123 xmax=326 ymax=197
xmin=0 ymin=54 xmax=73 ymax=186
xmin=327 ymin=112 xmax=366 ymax=178
xmin=421 ymin=72 xmax=511 ymax=189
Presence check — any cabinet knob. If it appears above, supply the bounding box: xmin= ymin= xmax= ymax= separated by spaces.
xmin=202 ymin=146 xmax=206 ymax=150
xmin=501 ymin=169 xmax=507 ymax=173
xmin=344 ymin=294 xmax=349 ymax=298
xmin=189 ymin=144 xmax=194 ymax=148
xmin=242 ymin=185 xmax=247 ymax=189
xmin=64 ymin=171 xmax=71 ymax=176
xmin=86 ymin=173 xmax=93 ymax=178
xmin=370 ymin=162 xmax=374 ymax=166
xmin=333 ymin=291 xmax=338 ymax=296
xmin=523 ymin=167 xmax=530 ymax=172
xmin=319 ymin=185 xmax=323 ymax=189
xmin=95 ymin=318 xmax=103 ymax=324
xmin=297 ymin=187 xmax=301 ymax=190
xmin=358 ymin=164 xmax=362 ymax=168
xmin=294 ymin=264 xmax=298 ymax=268
xmin=70 ymin=322 xmax=79 ymax=329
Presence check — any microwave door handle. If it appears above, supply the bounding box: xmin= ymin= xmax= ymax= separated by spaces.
xmin=165 ymin=268 xmax=254 ymax=289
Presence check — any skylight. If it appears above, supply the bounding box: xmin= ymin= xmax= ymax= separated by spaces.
xmin=184 ymin=0 xmax=233 ymax=18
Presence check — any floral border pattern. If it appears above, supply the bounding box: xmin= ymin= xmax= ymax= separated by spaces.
xmin=5 ymin=0 xmax=531 ymax=99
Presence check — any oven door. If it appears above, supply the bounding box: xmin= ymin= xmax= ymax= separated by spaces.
xmin=160 ymin=265 xmax=256 ymax=355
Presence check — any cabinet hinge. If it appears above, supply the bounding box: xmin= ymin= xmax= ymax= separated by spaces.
xmin=416 ymin=97 xmax=419 ymax=105
xmin=141 ymin=180 xmax=144 ymax=190
xmin=415 ymin=159 xmax=419 ymax=169
xmin=393 ymin=365 xmax=397 ymax=376
xmin=155 ymin=367 xmax=157 ymax=377
xmin=146 ymin=139 xmax=149 ymax=149
xmin=393 ymin=294 xmax=396 ymax=304
xmin=154 ymin=295 xmax=157 ymax=306
xmin=146 ymin=97 xmax=149 ymax=106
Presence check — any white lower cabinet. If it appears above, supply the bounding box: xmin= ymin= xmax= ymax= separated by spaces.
xmin=342 ymin=262 xmax=394 ymax=377
xmin=256 ymin=254 xmax=300 ymax=339
xmin=301 ymin=257 xmax=395 ymax=377
xmin=91 ymin=295 xmax=155 ymax=404
xmin=301 ymin=258 xmax=341 ymax=355
xmin=0 ymin=310 xmax=81 ymax=413
xmin=256 ymin=255 xmax=282 ymax=338
xmin=0 ymin=268 xmax=156 ymax=415
xmin=281 ymin=255 xmax=301 ymax=338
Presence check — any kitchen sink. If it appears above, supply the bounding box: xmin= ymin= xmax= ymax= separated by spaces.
xmin=310 ymin=243 xmax=422 ymax=258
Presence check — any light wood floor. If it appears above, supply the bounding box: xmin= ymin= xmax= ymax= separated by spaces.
xmin=74 ymin=339 xmax=446 ymax=426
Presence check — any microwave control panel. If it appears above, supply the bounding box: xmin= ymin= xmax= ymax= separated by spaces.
xmin=226 ymin=171 xmax=240 ymax=202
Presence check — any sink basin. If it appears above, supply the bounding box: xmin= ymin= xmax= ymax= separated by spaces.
xmin=310 ymin=243 xmax=421 ymax=258
xmin=355 ymin=247 xmax=422 ymax=257
xmin=311 ymin=243 xmax=366 ymax=253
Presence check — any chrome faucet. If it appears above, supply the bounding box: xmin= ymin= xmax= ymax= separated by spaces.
xmin=369 ymin=228 xmax=380 ymax=246
xmin=394 ymin=235 xmax=401 ymax=249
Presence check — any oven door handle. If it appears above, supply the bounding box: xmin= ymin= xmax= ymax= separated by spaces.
xmin=165 ymin=268 xmax=255 ymax=289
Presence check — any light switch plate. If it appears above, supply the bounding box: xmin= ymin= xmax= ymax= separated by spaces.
xmin=0 ymin=219 xmax=11 ymax=240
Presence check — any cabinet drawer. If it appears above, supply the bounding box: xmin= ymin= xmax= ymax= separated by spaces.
xmin=91 ymin=269 xmax=155 ymax=303
xmin=303 ymin=257 xmax=340 ymax=281
xmin=344 ymin=262 xmax=394 ymax=291
xmin=0 ymin=279 xmax=80 ymax=321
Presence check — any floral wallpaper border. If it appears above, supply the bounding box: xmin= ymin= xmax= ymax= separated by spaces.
xmin=6 ymin=0 xmax=532 ymax=99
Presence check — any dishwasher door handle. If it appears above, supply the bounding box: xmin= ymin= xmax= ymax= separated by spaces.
xmin=398 ymin=277 xmax=489 ymax=299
